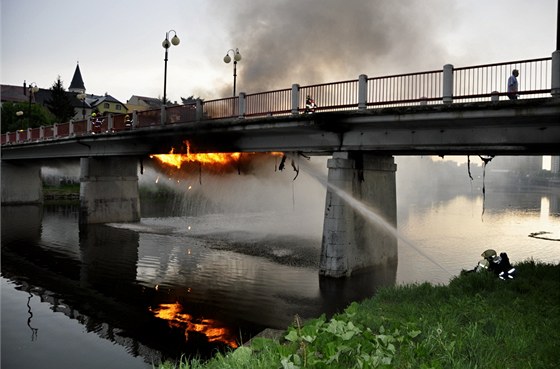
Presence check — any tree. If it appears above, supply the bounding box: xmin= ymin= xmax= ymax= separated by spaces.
xmin=45 ymin=76 xmax=75 ymax=123
xmin=1 ymin=102 xmax=54 ymax=133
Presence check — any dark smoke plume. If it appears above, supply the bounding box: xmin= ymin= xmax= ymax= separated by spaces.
xmin=216 ymin=0 xmax=456 ymax=95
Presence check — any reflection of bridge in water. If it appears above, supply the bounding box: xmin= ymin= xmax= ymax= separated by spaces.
xmin=1 ymin=204 xmax=396 ymax=364
xmin=2 ymin=55 xmax=560 ymax=278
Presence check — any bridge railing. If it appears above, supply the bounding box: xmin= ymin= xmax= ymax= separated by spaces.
xmin=368 ymin=70 xmax=443 ymax=107
xmin=204 ymin=97 xmax=239 ymax=119
xmin=453 ymin=57 xmax=552 ymax=101
xmin=245 ymin=88 xmax=292 ymax=117
xmin=300 ymin=79 xmax=360 ymax=112
xmin=2 ymin=55 xmax=557 ymax=146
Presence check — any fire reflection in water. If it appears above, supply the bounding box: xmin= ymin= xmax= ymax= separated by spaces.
xmin=150 ymin=302 xmax=239 ymax=348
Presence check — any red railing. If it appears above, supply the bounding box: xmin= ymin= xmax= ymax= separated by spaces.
xmin=2 ymin=57 xmax=554 ymax=145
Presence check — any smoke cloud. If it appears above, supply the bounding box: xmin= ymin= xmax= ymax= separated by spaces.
xmin=216 ymin=0 xmax=457 ymax=94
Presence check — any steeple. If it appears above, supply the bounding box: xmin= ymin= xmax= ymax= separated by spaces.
xmin=69 ymin=62 xmax=86 ymax=93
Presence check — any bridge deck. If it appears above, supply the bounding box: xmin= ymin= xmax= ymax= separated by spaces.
xmin=2 ymin=99 xmax=559 ymax=160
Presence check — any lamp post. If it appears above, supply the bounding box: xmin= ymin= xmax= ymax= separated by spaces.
xmin=162 ymin=30 xmax=180 ymax=106
xmin=77 ymin=93 xmax=87 ymax=119
xmin=16 ymin=111 xmax=24 ymax=132
xmin=223 ymin=48 xmax=242 ymax=97
xmin=27 ymin=82 xmax=39 ymax=130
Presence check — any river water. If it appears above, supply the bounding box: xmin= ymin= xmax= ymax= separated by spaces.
xmin=2 ymin=157 xmax=559 ymax=369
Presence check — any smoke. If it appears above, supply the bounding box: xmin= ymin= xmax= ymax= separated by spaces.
xmin=216 ymin=0 xmax=457 ymax=94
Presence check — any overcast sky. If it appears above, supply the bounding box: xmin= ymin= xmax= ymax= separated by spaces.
xmin=1 ymin=0 xmax=557 ymax=105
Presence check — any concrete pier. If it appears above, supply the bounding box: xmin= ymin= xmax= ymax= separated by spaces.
xmin=1 ymin=161 xmax=43 ymax=204
xmin=320 ymin=152 xmax=398 ymax=277
xmin=79 ymin=156 xmax=140 ymax=224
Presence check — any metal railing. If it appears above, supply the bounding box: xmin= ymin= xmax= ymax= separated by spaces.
xmin=453 ymin=57 xmax=552 ymax=101
xmin=300 ymin=79 xmax=360 ymax=112
xmin=368 ymin=70 xmax=443 ymax=107
xmin=2 ymin=56 xmax=556 ymax=146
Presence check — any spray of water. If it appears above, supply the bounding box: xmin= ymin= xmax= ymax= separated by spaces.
xmin=298 ymin=157 xmax=453 ymax=277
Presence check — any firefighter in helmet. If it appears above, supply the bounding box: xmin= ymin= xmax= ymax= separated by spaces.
xmin=475 ymin=249 xmax=516 ymax=280
xmin=305 ymin=95 xmax=317 ymax=114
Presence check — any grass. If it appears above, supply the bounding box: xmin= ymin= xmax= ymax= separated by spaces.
xmin=157 ymin=260 xmax=560 ymax=369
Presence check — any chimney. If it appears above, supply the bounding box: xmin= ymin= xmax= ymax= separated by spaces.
xmin=23 ymin=80 xmax=27 ymax=96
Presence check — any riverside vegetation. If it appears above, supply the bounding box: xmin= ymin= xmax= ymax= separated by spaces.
xmin=158 ymin=260 xmax=559 ymax=369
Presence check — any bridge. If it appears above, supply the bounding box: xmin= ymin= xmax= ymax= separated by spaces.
xmin=3 ymin=54 xmax=560 ymax=277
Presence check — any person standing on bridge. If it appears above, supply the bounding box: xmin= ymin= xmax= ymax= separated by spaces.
xmin=507 ymin=69 xmax=519 ymax=100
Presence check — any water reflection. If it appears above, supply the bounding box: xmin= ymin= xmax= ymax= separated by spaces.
xmin=2 ymin=188 xmax=558 ymax=367
xmin=150 ymin=302 xmax=239 ymax=348
xmin=2 ymin=204 xmax=394 ymax=366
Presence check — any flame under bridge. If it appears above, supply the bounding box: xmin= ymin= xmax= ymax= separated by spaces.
xmin=2 ymin=56 xmax=560 ymax=277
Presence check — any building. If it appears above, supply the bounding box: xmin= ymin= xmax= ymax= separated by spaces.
xmin=67 ymin=63 xmax=127 ymax=119
xmin=126 ymin=95 xmax=163 ymax=111
xmin=551 ymin=156 xmax=560 ymax=174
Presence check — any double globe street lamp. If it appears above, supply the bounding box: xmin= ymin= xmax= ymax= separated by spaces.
xmin=162 ymin=30 xmax=180 ymax=106
xmin=26 ymin=82 xmax=39 ymax=130
xmin=223 ymin=48 xmax=242 ymax=97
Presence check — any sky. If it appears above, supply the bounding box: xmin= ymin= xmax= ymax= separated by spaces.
xmin=1 ymin=0 xmax=558 ymax=106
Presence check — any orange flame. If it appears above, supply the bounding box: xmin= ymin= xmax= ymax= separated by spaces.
xmin=150 ymin=141 xmax=282 ymax=170
xmin=150 ymin=302 xmax=239 ymax=348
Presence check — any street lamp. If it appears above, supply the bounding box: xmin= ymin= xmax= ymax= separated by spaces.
xmin=27 ymin=82 xmax=39 ymax=130
xmin=16 ymin=111 xmax=24 ymax=132
xmin=223 ymin=48 xmax=242 ymax=97
xmin=162 ymin=30 xmax=180 ymax=106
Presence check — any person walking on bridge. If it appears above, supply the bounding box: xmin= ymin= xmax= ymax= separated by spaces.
xmin=507 ymin=69 xmax=519 ymax=100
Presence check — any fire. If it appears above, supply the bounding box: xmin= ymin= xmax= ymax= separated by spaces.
xmin=150 ymin=140 xmax=285 ymax=171
xmin=150 ymin=302 xmax=239 ymax=348
xmin=151 ymin=148 xmax=243 ymax=169
xmin=150 ymin=141 xmax=245 ymax=169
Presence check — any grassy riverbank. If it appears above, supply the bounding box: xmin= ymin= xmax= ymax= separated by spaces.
xmin=158 ymin=260 xmax=559 ymax=369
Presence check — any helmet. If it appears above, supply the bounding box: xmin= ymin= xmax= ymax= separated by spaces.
xmin=92 ymin=113 xmax=97 ymax=117
xmin=481 ymin=249 xmax=497 ymax=259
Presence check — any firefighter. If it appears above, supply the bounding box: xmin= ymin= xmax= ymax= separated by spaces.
xmin=124 ymin=114 xmax=132 ymax=130
xmin=304 ymin=95 xmax=317 ymax=114
xmin=91 ymin=111 xmax=103 ymax=134
xmin=475 ymin=249 xmax=516 ymax=280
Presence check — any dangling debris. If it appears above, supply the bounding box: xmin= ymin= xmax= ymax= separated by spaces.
xmin=467 ymin=155 xmax=473 ymax=180
xmin=478 ymin=155 xmax=495 ymax=218
xmin=291 ymin=158 xmax=299 ymax=180
xmin=279 ymin=155 xmax=287 ymax=171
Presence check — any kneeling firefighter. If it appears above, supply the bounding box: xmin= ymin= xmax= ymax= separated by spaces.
xmin=475 ymin=249 xmax=516 ymax=280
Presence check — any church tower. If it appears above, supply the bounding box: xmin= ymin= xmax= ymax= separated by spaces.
xmin=69 ymin=62 xmax=86 ymax=94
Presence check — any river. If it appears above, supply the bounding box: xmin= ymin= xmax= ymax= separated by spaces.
xmin=2 ymin=156 xmax=559 ymax=369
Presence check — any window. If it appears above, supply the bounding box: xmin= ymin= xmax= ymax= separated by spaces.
xmin=104 ymin=103 xmax=109 ymax=109
xmin=116 ymin=105 xmax=122 ymax=110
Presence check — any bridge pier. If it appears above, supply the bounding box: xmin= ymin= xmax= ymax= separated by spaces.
xmin=320 ymin=153 xmax=398 ymax=278
xmin=1 ymin=161 xmax=43 ymax=204
xmin=79 ymin=157 xmax=140 ymax=224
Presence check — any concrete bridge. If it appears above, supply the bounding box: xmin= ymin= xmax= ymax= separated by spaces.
xmin=3 ymin=55 xmax=560 ymax=277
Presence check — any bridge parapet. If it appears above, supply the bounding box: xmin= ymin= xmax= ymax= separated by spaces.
xmin=2 ymin=54 xmax=558 ymax=146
